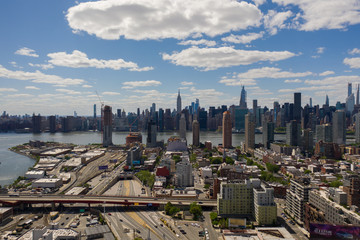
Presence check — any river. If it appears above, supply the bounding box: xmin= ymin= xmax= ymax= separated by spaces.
xmin=0 ymin=131 xmax=286 ymax=186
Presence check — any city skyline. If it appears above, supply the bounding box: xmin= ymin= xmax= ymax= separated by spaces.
xmin=1 ymin=1 xmax=360 ymax=115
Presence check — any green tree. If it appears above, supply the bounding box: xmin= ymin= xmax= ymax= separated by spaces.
xmin=169 ymin=206 xmax=180 ymax=216
xmin=329 ymin=180 xmax=343 ymax=188
xmin=225 ymin=157 xmax=234 ymax=165
xmin=246 ymin=158 xmax=254 ymax=166
xmin=210 ymin=157 xmax=222 ymax=164
xmin=304 ymin=169 xmax=311 ymax=174
xmin=190 ymin=202 xmax=202 ymax=220
xmin=204 ymin=184 xmax=210 ymax=189
xmin=173 ymin=155 xmax=181 ymax=164
xmin=266 ymin=163 xmax=280 ymax=173
xmin=165 ymin=202 xmax=173 ymax=215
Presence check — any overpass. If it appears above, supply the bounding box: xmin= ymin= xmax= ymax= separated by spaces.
xmin=0 ymin=195 xmax=217 ymax=207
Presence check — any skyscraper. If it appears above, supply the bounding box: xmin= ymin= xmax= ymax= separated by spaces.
xmin=177 ymin=90 xmax=182 ymax=114
xmin=348 ymin=82 xmax=352 ymax=97
xmin=222 ymin=111 xmax=232 ymax=148
xmin=357 ymin=84 xmax=359 ymax=105
xmin=93 ymin=104 xmax=96 ymax=119
xmin=325 ymin=95 xmax=329 ymax=106
xmin=315 ymin=124 xmax=333 ymax=143
xmin=102 ymin=105 xmax=113 ymax=147
xmin=332 ymin=110 xmax=346 ymax=145
xmin=147 ymin=120 xmax=157 ymax=147
xmin=253 ymin=99 xmax=258 ymax=126
xmin=239 ymin=86 xmax=247 ymax=109
xmin=192 ymin=120 xmax=200 ymax=147
xmin=245 ymin=113 xmax=255 ymax=152
xmin=286 ymin=120 xmax=301 ymax=146
xmin=355 ymin=113 xmax=360 ymax=143
xmin=179 ymin=113 xmax=186 ymax=139
xmin=32 ymin=114 xmax=41 ymax=133
xmin=346 ymin=93 xmax=355 ymax=114
xmin=49 ymin=115 xmax=56 ymax=133
xmin=262 ymin=119 xmax=274 ymax=149
xmin=293 ymin=92 xmax=301 ymax=122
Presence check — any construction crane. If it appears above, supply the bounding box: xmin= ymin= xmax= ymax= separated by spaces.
xmin=95 ymin=91 xmax=104 ymax=140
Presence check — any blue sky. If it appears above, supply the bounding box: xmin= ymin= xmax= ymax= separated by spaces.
xmin=1 ymin=0 xmax=360 ymax=115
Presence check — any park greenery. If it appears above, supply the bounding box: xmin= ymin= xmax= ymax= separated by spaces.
xmin=165 ymin=202 xmax=180 ymax=216
xmin=135 ymin=170 xmax=155 ymax=189
xmin=189 ymin=202 xmax=202 ymax=220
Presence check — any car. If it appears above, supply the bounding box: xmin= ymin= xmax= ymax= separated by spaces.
xmin=136 ymin=229 xmax=141 ymax=233
xmin=119 ymin=219 xmax=123 ymax=222
xmin=154 ymin=225 xmax=158 ymax=228
xmin=61 ymin=222 xmax=64 ymax=225
xmin=198 ymin=201 xmax=203 ymax=204
xmin=108 ymin=213 xmax=112 ymax=216
xmin=66 ymin=217 xmax=69 ymax=220
xmin=160 ymin=224 xmax=163 ymax=227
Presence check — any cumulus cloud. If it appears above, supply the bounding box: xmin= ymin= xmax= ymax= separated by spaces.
xmin=317 ymin=47 xmax=325 ymax=54
xmin=252 ymin=0 xmax=266 ymax=6
xmin=47 ymin=50 xmax=153 ymax=71
xmin=0 ymin=64 xmax=85 ymax=86
xmin=102 ymin=91 xmax=120 ymax=96
xmin=66 ymin=0 xmax=262 ymax=40
xmin=344 ymin=58 xmax=360 ymax=69
xmin=236 ymin=67 xmax=312 ymax=79
xmin=221 ymin=32 xmax=264 ymax=44
xmin=178 ymin=39 xmax=216 ymax=47
xmin=122 ymin=80 xmax=162 ymax=89
xmin=273 ymin=0 xmax=360 ymax=31
xmin=349 ymin=48 xmax=360 ymax=55
xmin=82 ymin=84 xmax=93 ymax=88
xmin=56 ymin=89 xmax=81 ymax=95
xmin=25 ymin=86 xmax=40 ymax=90
xmin=305 ymin=75 xmax=360 ymax=86
xmin=162 ymin=47 xmax=296 ymax=71
xmin=284 ymin=79 xmax=302 ymax=83
xmin=181 ymin=81 xmax=194 ymax=86
xmin=319 ymin=71 xmax=335 ymax=76
xmin=264 ymin=10 xmax=292 ymax=35
xmin=0 ymin=88 xmax=18 ymax=92
xmin=28 ymin=63 xmax=54 ymax=70
xmin=15 ymin=47 xmax=39 ymax=57
xmin=219 ymin=78 xmax=257 ymax=86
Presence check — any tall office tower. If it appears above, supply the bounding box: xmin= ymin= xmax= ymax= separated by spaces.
xmin=158 ymin=108 xmax=164 ymax=132
xmin=192 ymin=120 xmax=200 ymax=147
xmin=325 ymin=95 xmax=329 ymax=106
xmin=195 ymin=98 xmax=200 ymax=114
xmin=286 ymin=178 xmax=312 ymax=224
xmin=239 ymin=86 xmax=247 ymax=109
xmin=348 ymin=82 xmax=352 ymax=97
xmin=179 ymin=113 xmax=186 ymax=139
xmin=309 ymin=98 xmax=312 ymax=108
xmin=93 ymin=104 xmax=96 ymax=119
xmin=315 ymin=124 xmax=333 ymax=143
xmin=146 ymin=120 xmax=157 ymax=147
xmin=49 ymin=115 xmax=56 ymax=133
xmin=356 ymin=113 xmax=360 ymax=143
xmin=357 ymin=84 xmax=360 ymax=105
xmin=176 ymin=158 xmax=194 ymax=187
xmin=253 ymin=99 xmax=258 ymax=126
xmin=198 ymin=108 xmax=207 ymax=129
xmin=102 ymin=105 xmax=113 ymax=147
xmin=177 ymin=90 xmax=182 ymax=114
xmin=222 ymin=111 xmax=232 ymax=148
xmin=332 ymin=110 xmax=346 ymax=145
xmin=286 ymin=120 xmax=301 ymax=146
xmin=302 ymin=129 xmax=313 ymax=152
xmin=346 ymin=93 xmax=355 ymax=113
xmin=116 ymin=109 xmax=121 ymax=118
xmin=137 ymin=108 xmax=140 ymax=116
xmin=234 ymin=106 xmax=248 ymax=131
xmin=32 ymin=114 xmax=41 ymax=133
xmin=262 ymin=119 xmax=275 ymax=149
xmin=245 ymin=113 xmax=255 ymax=152
xmin=293 ymin=92 xmax=301 ymax=122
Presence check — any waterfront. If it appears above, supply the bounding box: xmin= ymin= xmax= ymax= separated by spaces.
xmin=0 ymin=131 xmax=283 ymax=186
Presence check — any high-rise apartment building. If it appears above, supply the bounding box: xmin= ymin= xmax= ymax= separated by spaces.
xmin=343 ymin=175 xmax=360 ymax=208
xmin=146 ymin=120 xmax=157 ymax=148
xmin=356 ymin=113 xmax=360 ymax=143
xmin=315 ymin=124 xmax=333 ymax=143
xmin=332 ymin=110 xmax=346 ymax=145
xmin=262 ymin=119 xmax=274 ymax=149
xmin=222 ymin=111 xmax=232 ymax=148
xmin=286 ymin=178 xmax=312 ymax=223
xmin=49 ymin=115 xmax=56 ymax=133
xmin=102 ymin=105 xmax=113 ymax=147
xmin=192 ymin=120 xmax=200 ymax=147
xmin=179 ymin=113 xmax=186 ymax=139
xmin=253 ymin=99 xmax=257 ymax=126
xmin=32 ymin=114 xmax=41 ymax=133
xmin=245 ymin=113 xmax=255 ymax=152
xmin=176 ymin=157 xmax=194 ymax=187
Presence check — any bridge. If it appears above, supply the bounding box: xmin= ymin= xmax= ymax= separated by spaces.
xmin=0 ymin=195 xmax=217 ymax=207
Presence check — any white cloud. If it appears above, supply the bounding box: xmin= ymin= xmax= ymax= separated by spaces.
xmin=56 ymin=89 xmax=81 ymax=95
xmin=102 ymin=91 xmax=120 ymax=96
xmin=25 ymin=86 xmax=40 ymax=90
xmin=264 ymin=10 xmax=292 ymax=35
xmin=0 ymin=88 xmax=18 ymax=92
xmin=284 ymin=79 xmax=302 ymax=83
xmin=162 ymin=47 xmax=296 ymax=71
xmin=219 ymin=78 xmax=257 ymax=86
xmin=235 ymin=67 xmax=312 ymax=79
xmin=178 ymin=39 xmax=216 ymax=47
xmin=47 ymin=50 xmax=153 ymax=71
xmin=181 ymin=81 xmax=194 ymax=86
xmin=28 ymin=63 xmax=54 ymax=70
xmin=349 ymin=48 xmax=360 ymax=55
xmin=317 ymin=47 xmax=325 ymax=54
xmin=82 ymin=84 xmax=93 ymax=88
xmin=15 ymin=47 xmax=39 ymax=57
xmin=319 ymin=71 xmax=335 ymax=76
xmin=7 ymin=94 xmax=33 ymax=98
xmin=0 ymin=65 xmax=85 ymax=86
xmin=305 ymin=75 xmax=360 ymax=86
xmin=66 ymin=0 xmax=262 ymax=40
xmin=273 ymin=0 xmax=360 ymax=31
xmin=221 ymin=32 xmax=264 ymax=44
xmin=252 ymin=0 xmax=266 ymax=6
xmin=122 ymin=80 xmax=162 ymax=89
xmin=189 ymin=87 xmax=223 ymax=97
xmin=344 ymin=57 xmax=360 ymax=69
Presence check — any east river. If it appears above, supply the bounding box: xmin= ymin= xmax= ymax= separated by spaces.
xmin=0 ymin=131 xmax=285 ymax=186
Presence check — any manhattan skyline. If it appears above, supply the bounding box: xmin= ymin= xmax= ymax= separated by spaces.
xmin=1 ymin=0 xmax=360 ymax=115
